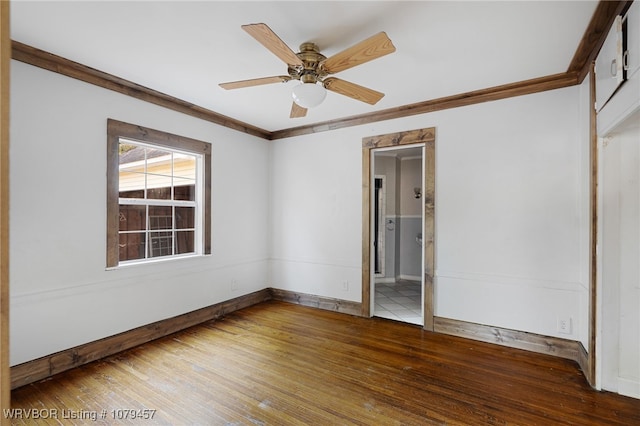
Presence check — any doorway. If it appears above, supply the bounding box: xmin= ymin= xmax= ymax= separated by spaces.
xmin=361 ymin=127 xmax=436 ymax=330
xmin=598 ymin=111 xmax=640 ymax=398
xmin=372 ymin=147 xmax=424 ymax=325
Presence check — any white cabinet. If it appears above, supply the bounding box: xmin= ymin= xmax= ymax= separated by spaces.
xmin=597 ymin=2 xmax=640 ymax=136
xmin=624 ymin=1 xmax=640 ymax=79
xmin=595 ymin=16 xmax=623 ymax=112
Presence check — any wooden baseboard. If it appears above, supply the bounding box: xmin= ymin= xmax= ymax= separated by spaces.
xmin=577 ymin=342 xmax=590 ymax=383
xmin=11 ymin=288 xmax=588 ymax=390
xmin=269 ymin=288 xmax=362 ymax=316
xmin=434 ymin=316 xmax=582 ymax=363
xmin=10 ymin=289 xmax=271 ymax=389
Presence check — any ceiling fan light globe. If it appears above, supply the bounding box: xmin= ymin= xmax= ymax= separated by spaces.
xmin=292 ymin=82 xmax=327 ymax=108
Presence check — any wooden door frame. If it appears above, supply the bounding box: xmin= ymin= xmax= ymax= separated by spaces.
xmin=1 ymin=0 xmax=11 ymax=421
xmin=362 ymin=128 xmax=435 ymax=330
xmin=587 ymin=62 xmax=597 ymax=387
xmin=373 ymin=175 xmax=387 ymax=279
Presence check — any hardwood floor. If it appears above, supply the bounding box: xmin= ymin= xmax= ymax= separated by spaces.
xmin=10 ymin=301 xmax=640 ymax=425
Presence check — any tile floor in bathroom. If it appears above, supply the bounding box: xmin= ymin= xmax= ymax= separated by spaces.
xmin=373 ymin=280 xmax=422 ymax=325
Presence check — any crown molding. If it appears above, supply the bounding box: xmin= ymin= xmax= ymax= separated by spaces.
xmin=271 ymin=72 xmax=579 ymax=140
xmin=11 ymin=41 xmax=271 ymax=140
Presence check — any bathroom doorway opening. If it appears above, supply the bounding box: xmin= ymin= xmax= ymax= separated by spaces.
xmin=372 ymin=146 xmax=424 ymax=325
xmin=361 ymin=127 xmax=436 ymax=330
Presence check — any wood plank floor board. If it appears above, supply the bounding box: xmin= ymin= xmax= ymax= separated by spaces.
xmin=127 ymin=323 xmax=360 ymax=425
xmin=228 ymin=305 xmax=584 ymax=421
xmin=212 ymin=315 xmax=516 ymax=423
xmin=107 ymin=349 xmax=243 ymax=424
xmin=152 ymin=335 xmax=337 ymax=425
xmin=11 ymin=301 xmax=640 ymax=425
xmin=196 ymin=321 xmax=434 ymax=424
xmin=119 ymin=338 xmax=291 ymax=425
xmin=226 ymin=307 xmax=591 ymax=425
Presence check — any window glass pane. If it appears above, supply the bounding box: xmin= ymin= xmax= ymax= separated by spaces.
xmin=120 ymin=189 xmax=145 ymax=199
xmin=174 ymin=155 xmax=196 ymax=180
xmin=175 ymin=207 xmax=195 ymax=229
xmin=146 ymin=186 xmax=172 ymax=200
xmin=119 ymin=205 xmax=146 ymax=232
xmin=146 ymin=173 xmax=172 ymax=199
xmin=175 ymin=230 xmax=194 ymax=255
xmin=149 ymin=231 xmax=173 ymax=258
xmin=174 ymin=182 xmax=195 ymax=201
xmin=119 ymin=143 xmax=142 ymax=160
xmin=119 ymin=232 xmax=146 ymax=262
xmin=146 ymin=150 xmax=172 ymax=189
xmin=119 ymin=171 xmax=146 ymax=197
xmin=145 ymin=149 xmax=172 ymax=166
xmin=149 ymin=206 xmax=173 ymax=230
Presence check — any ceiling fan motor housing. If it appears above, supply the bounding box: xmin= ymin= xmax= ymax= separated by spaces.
xmin=288 ymin=42 xmax=327 ymax=83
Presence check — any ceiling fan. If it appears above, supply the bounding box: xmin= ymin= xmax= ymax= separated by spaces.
xmin=219 ymin=23 xmax=396 ymax=118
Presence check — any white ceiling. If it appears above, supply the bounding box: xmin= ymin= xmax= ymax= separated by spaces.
xmin=10 ymin=1 xmax=598 ymax=132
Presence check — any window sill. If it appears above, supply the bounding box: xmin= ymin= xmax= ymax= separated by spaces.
xmin=105 ymin=253 xmax=210 ymax=271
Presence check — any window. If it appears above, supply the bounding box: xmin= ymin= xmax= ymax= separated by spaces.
xmin=107 ymin=119 xmax=211 ymax=267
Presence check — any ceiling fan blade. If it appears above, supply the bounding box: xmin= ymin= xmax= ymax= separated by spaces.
xmin=321 ymin=32 xmax=396 ymax=74
xmin=323 ymin=77 xmax=384 ymax=105
xmin=242 ymin=23 xmax=304 ymax=67
xmin=290 ymin=102 xmax=308 ymax=118
xmin=219 ymin=76 xmax=292 ymax=90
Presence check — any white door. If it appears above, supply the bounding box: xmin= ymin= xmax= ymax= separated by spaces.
xmin=599 ymin=112 xmax=640 ymax=399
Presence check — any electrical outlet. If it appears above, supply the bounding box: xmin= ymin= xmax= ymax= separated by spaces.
xmin=557 ymin=316 xmax=572 ymax=334
xmin=231 ymin=279 xmax=238 ymax=291
xmin=342 ymin=280 xmax=349 ymax=291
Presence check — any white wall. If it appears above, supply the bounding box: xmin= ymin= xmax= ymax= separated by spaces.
xmin=269 ymin=132 xmax=363 ymax=300
xmin=10 ymin=61 xmax=271 ymax=365
xmin=270 ymin=86 xmax=590 ymax=342
xmin=398 ymin=158 xmax=422 ymax=217
xmin=397 ymin=158 xmax=422 ymax=279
